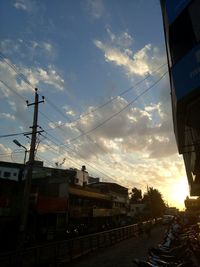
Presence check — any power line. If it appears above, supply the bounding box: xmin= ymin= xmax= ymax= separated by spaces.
xmin=38 ymin=133 xmax=81 ymax=169
xmin=0 ymin=58 xmax=111 ymax=165
xmin=0 ymin=52 xmax=35 ymax=91
xmin=44 ymin=63 xmax=167 ymax=131
xmin=0 ymin=52 xmax=167 ymax=169
xmin=0 ymin=73 xmax=114 ymax=165
xmin=0 ymin=151 xmax=24 ymax=157
xmin=41 ymin=132 xmax=116 ymax=182
xmin=35 ymin=155 xmax=56 ymax=167
xmin=0 ymin=132 xmax=31 ymax=139
xmin=0 ymin=51 xmax=167 ymax=133
xmin=0 ymin=79 xmax=27 ymax=102
xmin=0 ymin=52 xmax=167 ymax=146
xmin=61 ymin=70 xmax=168 ymax=144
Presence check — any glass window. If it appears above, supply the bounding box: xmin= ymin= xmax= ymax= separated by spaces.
xmin=169 ymin=8 xmax=196 ymax=64
xmin=189 ymin=0 xmax=200 ymax=43
xmin=4 ymin=172 xmax=11 ymax=178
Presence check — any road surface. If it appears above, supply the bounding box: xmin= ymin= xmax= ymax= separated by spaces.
xmin=67 ymin=225 xmax=166 ymax=267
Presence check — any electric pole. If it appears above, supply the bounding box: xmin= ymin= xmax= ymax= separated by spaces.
xmin=19 ymin=88 xmax=44 ymax=245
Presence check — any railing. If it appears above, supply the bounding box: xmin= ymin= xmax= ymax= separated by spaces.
xmin=0 ymin=219 xmax=161 ymax=267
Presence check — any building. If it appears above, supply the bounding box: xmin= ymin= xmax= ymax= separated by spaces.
xmin=0 ymin=161 xmax=131 ymax=241
xmin=160 ymin=0 xmax=200 ymax=196
xmin=0 ymin=161 xmax=24 ymax=181
xmin=88 ymin=182 xmax=129 ymax=225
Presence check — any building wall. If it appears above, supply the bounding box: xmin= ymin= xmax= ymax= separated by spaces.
xmin=161 ymin=0 xmax=200 ymax=196
xmin=75 ymin=170 xmax=89 ymax=186
xmin=0 ymin=166 xmax=20 ymax=181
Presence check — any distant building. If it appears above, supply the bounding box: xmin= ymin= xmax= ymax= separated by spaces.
xmin=165 ymin=206 xmax=179 ymax=215
xmin=88 ymin=182 xmax=129 ymax=218
xmin=0 ymin=161 xmax=24 ymax=181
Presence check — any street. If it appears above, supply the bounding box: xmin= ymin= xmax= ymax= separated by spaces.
xmin=67 ymin=225 xmax=166 ymax=267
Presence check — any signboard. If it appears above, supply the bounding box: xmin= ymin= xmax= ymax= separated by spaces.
xmin=165 ymin=0 xmax=191 ymax=24
xmin=93 ymin=208 xmax=111 ymax=217
xmin=172 ymin=44 xmax=200 ymax=100
xmin=36 ymin=196 xmax=68 ymax=213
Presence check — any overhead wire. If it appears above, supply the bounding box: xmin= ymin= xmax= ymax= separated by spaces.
xmin=0 ymin=51 xmax=167 ymax=131
xmin=44 ymin=62 xmax=167 ymax=130
xmin=40 ymin=131 xmax=116 ymax=182
xmin=0 ymin=52 xmax=112 ymax=161
xmin=0 ymin=132 xmax=31 ymax=139
xmin=0 ymin=151 xmax=24 ymax=157
xmin=60 ymin=70 xmax=168 ymax=145
xmin=0 ymin=51 xmax=168 ymax=182
xmin=0 ymin=51 xmax=167 ymax=141
xmin=0 ymin=79 xmax=27 ymax=102
xmin=38 ymin=133 xmax=82 ymax=169
xmin=39 ymin=65 xmax=168 ymax=163
xmin=0 ymin=52 xmax=35 ymax=91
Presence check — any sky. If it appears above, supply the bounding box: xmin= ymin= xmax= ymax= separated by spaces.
xmin=0 ymin=0 xmax=189 ymax=210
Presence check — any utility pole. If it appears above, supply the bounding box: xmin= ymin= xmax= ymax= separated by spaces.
xmin=19 ymin=88 xmax=44 ymax=245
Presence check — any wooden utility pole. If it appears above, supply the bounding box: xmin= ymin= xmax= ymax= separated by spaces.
xmin=19 ymin=88 xmax=44 ymax=244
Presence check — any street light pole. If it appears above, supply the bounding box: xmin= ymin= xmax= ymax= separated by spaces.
xmin=13 ymin=139 xmax=28 ymax=165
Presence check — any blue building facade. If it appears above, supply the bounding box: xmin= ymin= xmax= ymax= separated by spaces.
xmin=161 ymin=0 xmax=200 ymax=195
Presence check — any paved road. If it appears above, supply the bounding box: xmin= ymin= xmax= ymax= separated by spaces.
xmin=67 ymin=225 xmax=166 ymax=267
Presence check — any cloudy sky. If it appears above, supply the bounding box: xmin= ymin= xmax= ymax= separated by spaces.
xmin=0 ymin=0 xmax=189 ymax=209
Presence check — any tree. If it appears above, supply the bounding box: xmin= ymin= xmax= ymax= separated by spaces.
xmin=143 ymin=187 xmax=166 ymax=218
xmin=130 ymin=187 xmax=142 ymax=203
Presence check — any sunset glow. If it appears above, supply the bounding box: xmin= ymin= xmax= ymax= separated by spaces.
xmin=167 ymin=177 xmax=189 ymax=210
xmin=0 ymin=1 xmax=190 ymax=212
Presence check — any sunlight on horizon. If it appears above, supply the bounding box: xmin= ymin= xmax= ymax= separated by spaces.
xmin=167 ymin=177 xmax=189 ymax=210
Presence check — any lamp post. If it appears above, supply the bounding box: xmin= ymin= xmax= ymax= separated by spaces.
xmin=13 ymin=139 xmax=28 ymax=165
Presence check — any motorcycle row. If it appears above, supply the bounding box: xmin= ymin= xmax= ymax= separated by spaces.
xmin=133 ymin=216 xmax=200 ymax=267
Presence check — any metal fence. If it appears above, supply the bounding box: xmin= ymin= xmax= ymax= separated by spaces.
xmin=0 ymin=219 xmax=161 ymax=267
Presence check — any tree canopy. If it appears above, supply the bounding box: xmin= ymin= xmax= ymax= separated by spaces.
xmin=143 ymin=187 xmax=166 ymax=218
xmin=130 ymin=187 xmax=142 ymax=203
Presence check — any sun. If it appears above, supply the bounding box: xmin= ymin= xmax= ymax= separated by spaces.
xmin=168 ymin=177 xmax=189 ymax=210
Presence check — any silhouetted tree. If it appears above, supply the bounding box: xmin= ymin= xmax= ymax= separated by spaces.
xmin=130 ymin=187 xmax=142 ymax=203
xmin=143 ymin=187 xmax=166 ymax=218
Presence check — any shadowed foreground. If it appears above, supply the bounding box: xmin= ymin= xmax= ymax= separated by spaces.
xmin=67 ymin=225 xmax=165 ymax=267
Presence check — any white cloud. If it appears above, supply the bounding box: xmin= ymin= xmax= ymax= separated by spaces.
xmin=14 ymin=2 xmax=27 ymax=11
xmin=66 ymin=110 xmax=76 ymax=117
xmin=0 ymin=112 xmax=15 ymax=120
xmin=43 ymin=42 xmax=53 ymax=53
xmin=94 ymin=29 xmax=165 ymax=77
xmin=0 ymin=59 xmax=65 ymax=93
xmin=0 ymin=39 xmax=56 ymax=61
xmin=14 ymin=0 xmax=34 ymax=12
xmin=87 ymin=0 xmax=105 ymax=19
xmin=106 ymin=28 xmax=133 ymax=48
xmin=62 ymin=105 xmax=76 ymax=115
xmin=48 ymin=121 xmax=63 ymax=129
xmin=24 ymin=65 xmax=65 ymax=91
xmin=0 ymin=144 xmax=12 ymax=155
xmin=55 ymin=91 xmax=176 ymax=162
xmin=0 ymin=39 xmax=20 ymax=55
xmin=0 ymin=144 xmax=14 ymax=163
